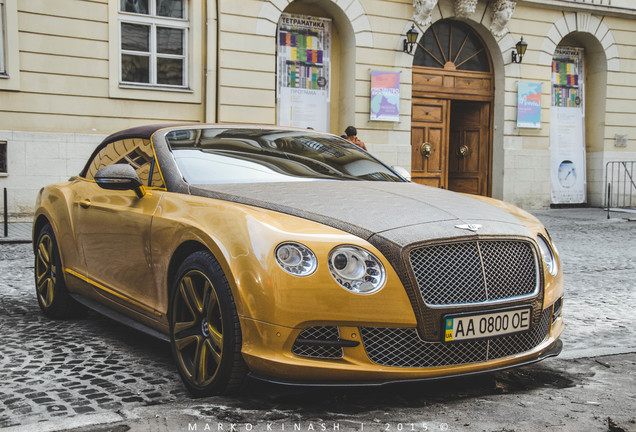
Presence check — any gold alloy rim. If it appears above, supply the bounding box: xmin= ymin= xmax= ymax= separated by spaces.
xmin=172 ymin=269 xmax=223 ymax=387
xmin=35 ymin=233 xmax=56 ymax=308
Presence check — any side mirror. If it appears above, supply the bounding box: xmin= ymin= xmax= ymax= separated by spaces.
xmin=94 ymin=164 xmax=146 ymax=198
xmin=392 ymin=166 xmax=411 ymax=181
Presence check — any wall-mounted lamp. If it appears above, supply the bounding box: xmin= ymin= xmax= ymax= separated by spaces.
xmin=511 ymin=36 xmax=528 ymax=63
xmin=403 ymin=24 xmax=419 ymax=53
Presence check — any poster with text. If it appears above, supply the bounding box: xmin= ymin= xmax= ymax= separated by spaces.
xmin=370 ymin=71 xmax=400 ymax=122
xmin=550 ymin=47 xmax=586 ymax=204
xmin=517 ymin=82 xmax=542 ymax=128
xmin=550 ymin=107 xmax=586 ymax=204
xmin=276 ymin=13 xmax=331 ymax=132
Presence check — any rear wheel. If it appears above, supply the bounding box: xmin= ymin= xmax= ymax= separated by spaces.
xmin=169 ymin=251 xmax=247 ymax=397
xmin=34 ymin=223 xmax=82 ymax=318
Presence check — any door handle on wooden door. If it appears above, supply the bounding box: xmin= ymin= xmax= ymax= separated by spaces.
xmin=456 ymin=145 xmax=469 ymax=159
xmin=421 ymin=142 xmax=432 ymax=158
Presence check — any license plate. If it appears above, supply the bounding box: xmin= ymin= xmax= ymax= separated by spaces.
xmin=443 ymin=307 xmax=532 ymax=342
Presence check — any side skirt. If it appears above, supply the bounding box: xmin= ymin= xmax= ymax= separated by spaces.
xmin=70 ymin=293 xmax=170 ymax=343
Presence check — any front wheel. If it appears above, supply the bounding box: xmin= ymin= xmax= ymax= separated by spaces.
xmin=169 ymin=250 xmax=247 ymax=397
xmin=34 ymin=223 xmax=83 ymax=318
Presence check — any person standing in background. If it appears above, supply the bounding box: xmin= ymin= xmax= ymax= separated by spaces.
xmin=344 ymin=126 xmax=367 ymax=151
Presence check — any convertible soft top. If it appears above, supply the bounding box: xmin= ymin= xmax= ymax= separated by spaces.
xmin=79 ymin=123 xmax=190 ymax=178
xmin=101 ymin=124 xmax=186 ymax=145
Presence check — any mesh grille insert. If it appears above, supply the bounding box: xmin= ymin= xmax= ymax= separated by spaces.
xmin=292 ymin=326 xmax=343 ymax=359
xmin=409 ymin=240 xmax=538 ymax=305
xmin=360 ymin=308 xmax=552 ymax=367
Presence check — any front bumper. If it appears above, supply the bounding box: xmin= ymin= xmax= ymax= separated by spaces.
xmin=250 ymin=339 xmax=563 ymax=387
xmin=239 ymin=310 xmax=564 ymax=385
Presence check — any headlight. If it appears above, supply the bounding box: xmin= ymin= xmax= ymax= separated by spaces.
xmin=328 ymin=245 xmax=386 ymax=294
xmin=537 ymin=234 xmax=558 ymax=276
xmin=275 ymin=242 xmax=317 ymax=276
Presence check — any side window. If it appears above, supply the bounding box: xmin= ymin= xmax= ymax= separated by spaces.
xmin=85 ymin=138 xmax=165 ymax=188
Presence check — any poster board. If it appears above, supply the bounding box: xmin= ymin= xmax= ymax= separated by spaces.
xmin=550 ymin=47 xmax=586 ymax=204
xmin=276 ymin=13 xmax=331 ymax=132
xmin=517 ymin=82 xmax=542 ymax=128
xmin=370 ymin=71 xmax=400 ymax=122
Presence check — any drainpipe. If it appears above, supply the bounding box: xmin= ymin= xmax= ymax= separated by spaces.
xmin=205 ymin=0 xmax=219 ymax=123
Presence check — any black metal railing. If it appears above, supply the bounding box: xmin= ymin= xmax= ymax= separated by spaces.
xmin=605 ymin=161 xmax=636 ymax=218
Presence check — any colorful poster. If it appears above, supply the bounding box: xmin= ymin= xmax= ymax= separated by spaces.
xmin=551 ymin=47 xmax=584 ymax=109
xmin=517 ymin=82 xmax=542 ymax=128
xmin=276 ymin=14 xmax=331 ymax=132
xmin=370 ymin=71 xmax=400 ymax=122
xmin=550 ymin=47 xmax=586 ymax=204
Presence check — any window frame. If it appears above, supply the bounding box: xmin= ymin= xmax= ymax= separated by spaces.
xmin=413 ymin=19 xmax=492 ymax=73
xmin=118 ymin=1 xmax=189 ymax=89
xmin=0 ymin=0 xmax=5 ymax=75
xmin=0 ymin=141 xmax=7 ymax=175
xmin=108 ymin=0 xmax=201 ymax=102
xmin=0 ymin=0 xmax=19 ymax=90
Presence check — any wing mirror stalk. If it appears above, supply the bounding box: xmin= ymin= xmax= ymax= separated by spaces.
xmin=94 ymin=164 xmax=146 ymax=198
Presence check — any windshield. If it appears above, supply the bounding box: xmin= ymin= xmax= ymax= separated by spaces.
xmin=165 ymin=128 xmax=404 ymax=184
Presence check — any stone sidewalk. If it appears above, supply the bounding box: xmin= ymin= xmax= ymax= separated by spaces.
xmin=0 ymin=222 xmax=31 ymax=243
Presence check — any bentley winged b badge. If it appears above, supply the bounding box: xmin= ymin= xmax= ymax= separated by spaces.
xmin=455 ymin=223 xmax=482 ymax=232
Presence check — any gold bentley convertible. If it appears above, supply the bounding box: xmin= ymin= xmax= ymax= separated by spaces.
xmin=33 ymin=124 xmax=563 ymax=396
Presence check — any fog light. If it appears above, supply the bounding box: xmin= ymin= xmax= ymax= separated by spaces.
xmin=552 ymin=297 xmax=563 ymax=323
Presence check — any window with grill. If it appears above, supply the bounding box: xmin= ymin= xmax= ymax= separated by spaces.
xmin=0 ymin=141 xmax=7 ymax=173
xmin=414 ymin=20 xmax=491 ymax=72
xmin=119 ymin=0 xmax=188 ymax=87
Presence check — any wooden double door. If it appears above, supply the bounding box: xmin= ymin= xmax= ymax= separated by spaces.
xmin=411 ymin=98 xmax=491 ymax=196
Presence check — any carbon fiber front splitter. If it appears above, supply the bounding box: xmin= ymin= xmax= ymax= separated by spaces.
xmin=248 ymin=339 xmax=563 ymax=387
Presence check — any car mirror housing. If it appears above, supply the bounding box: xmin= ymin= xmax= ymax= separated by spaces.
xmin=94 ymin=164 xmax=146 ymax=198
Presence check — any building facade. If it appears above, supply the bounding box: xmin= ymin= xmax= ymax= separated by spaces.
xmin=0 ymin=0 xmax=634 ymax=218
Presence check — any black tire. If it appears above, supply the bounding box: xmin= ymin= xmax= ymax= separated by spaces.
xmin=34 ymin=223 xmax=83 ymax=318
xmin=169 ymin=250 xmax=247 ymax=397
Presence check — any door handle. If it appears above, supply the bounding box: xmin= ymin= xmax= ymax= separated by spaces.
xmin=421 ymin=142 xmax=432 ymax=158
xmin=456 ymin=145 xmax=469 ymax=159
xmin=79 ymin=200 xmax=91 ymax=209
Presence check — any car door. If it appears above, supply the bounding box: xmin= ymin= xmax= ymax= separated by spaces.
xmin=74 ymin=137 xmax=166 ymax=317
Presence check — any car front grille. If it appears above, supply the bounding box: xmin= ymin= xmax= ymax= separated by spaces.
xmin=409 ymin=240 xmax=538 ymax=305
xmin=291 ymin=326 xmax=343 ymax=359
xmin=360 ymin=307 xmax=552 ymax=368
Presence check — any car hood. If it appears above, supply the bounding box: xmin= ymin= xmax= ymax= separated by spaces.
xmin=189 ymin=181 xmax=532 ymax=248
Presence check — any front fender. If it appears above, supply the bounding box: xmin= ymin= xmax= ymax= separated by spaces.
xmin=150 ymin=193 xmax=417 ymax=330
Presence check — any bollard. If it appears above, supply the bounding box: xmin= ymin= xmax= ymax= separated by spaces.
xmin=3 ymin=188 xmax=7 ymax=237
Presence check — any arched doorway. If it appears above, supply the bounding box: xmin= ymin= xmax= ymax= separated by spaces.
xmin=276 ymin=1 xmax=357 ymax=135
xmin=411 ymin=20 xmax=494 ymax=196
xmin=551 ymin=32 xmax=608 ymax=206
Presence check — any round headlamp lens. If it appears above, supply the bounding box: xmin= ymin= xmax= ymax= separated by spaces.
xmin=277 ymin=244 xmax=302 ymax=267
xmin=275 ymin=242 xmax=317 ymax=276
xmin=333 ymin=253 xmax=348 ymax=270
xmin=537 ymin=235 xmax=557 ymax=276
xmin=328 ymin=245 xmax=386 ymax=294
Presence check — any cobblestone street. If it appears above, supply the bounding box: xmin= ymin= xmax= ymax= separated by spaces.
xmin=0 ymin=208 xmax=634 ymax=431
xmin=0 ymin=242 xmax=188 ymax=425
